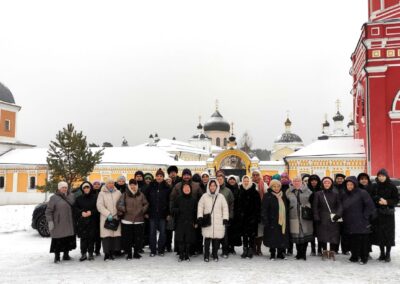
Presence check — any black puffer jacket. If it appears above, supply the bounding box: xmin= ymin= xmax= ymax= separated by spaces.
xmin=74 ymin=182 xmax=98 ymax=239
xmin=341 ymin=177 xmax=375 ymax=235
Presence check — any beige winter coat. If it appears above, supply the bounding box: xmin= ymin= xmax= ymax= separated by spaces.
xmin=197 ymin=182 xmax=229 ymax=239
xmin=96 ymin=186 xmax=122 ymax=238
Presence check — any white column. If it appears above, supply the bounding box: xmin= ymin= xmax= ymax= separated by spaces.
xmin=12 ymin=172 xmax=18 ymax=193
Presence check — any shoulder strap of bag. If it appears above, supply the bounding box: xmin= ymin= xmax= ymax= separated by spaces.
xmin=59 ymin=193 xmax=74 ymax=208
xmin=210 ymin=195 xmax=218 ymax=215
xmin=322 ymin=192 xmax=332 ymax=214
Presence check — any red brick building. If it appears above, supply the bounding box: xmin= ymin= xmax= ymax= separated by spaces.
xmin=351 ymin=0 xmax=400 ymax=177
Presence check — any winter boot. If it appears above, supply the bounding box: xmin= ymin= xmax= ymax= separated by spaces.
xmin=270 ymin=250 xmax=276 ymax=261
xmin=328 ymin=251 xmax=336 ymax=261
xmin=241 ymin=247 xmax=248 ymax=259
xmin=80 ymin=253 xmax=88 ymax=262
xmin=126 ymin=251 xmax=133 ymax=260
xmin=322 ymin=250 xmax=329 ymax=261
xmin=62 ymin=251 xmax=71 ymax=261
xmin=277 ymin=250 xmax=286 ymax=260
xmin=246 ymin=247 xmax=253 ymax=259
xmin=109 ymin=252 xmax=115 ymax=261
xmin=104 ymin=253 xmax=110 ymax=261
xmin=88 ymin=253 xmax=94 ymax=261
xmin=54 ymin=252 xmax=61 ymax=264
xmin=385 ymin=252 xmax=391 ymax=263
xmin=133 ymin=249 xmax=142 ymax=259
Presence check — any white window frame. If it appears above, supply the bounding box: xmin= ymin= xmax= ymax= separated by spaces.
xmin=389 ymin=90 xmax=400 ymax=119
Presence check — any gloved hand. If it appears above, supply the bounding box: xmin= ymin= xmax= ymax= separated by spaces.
xmin=223 ymin=219 xmax=229 ymax=226
xmin=197 ymin=217 xmax=203 ymax=226
xmin=48 ymin=221 xmax=54 ymax=231
xmin=107 ymin=214 xmax=113 ymax=221
xmin=332 ymin=215 xmax=341 ymax=222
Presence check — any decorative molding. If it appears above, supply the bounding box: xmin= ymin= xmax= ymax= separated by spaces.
xmin=389 ymin=111 xmax=400 ymax=119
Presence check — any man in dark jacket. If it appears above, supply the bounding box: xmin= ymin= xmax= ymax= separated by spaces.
xmin=74 ymin=181 xmax=98 ymax=261
xmin=342 ymin=176 xmax=376 ymax=264
xmin=216 ymin=170 xmax=235 ymax=258
xmin=167 ymin=165 xmax=183 ymax=187
xmin=144 ymin=169 xmax=171 ymax=256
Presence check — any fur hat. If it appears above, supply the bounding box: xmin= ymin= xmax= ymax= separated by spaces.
xmin=216 ymin=170 xmax=225 ymax=177
xmin=58 ymin=181 xmax=68 ymax=190
xmin=134 ymin=171 xmax=144 ymax=178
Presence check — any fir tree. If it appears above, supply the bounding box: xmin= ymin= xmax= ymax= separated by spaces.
xmin=45 ymin=124 xmax=103 ymax=192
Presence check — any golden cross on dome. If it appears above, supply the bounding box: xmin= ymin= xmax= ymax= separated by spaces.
xmin=286 ymin=110 xmax=290 ymax=119
xmin=215 ymin=99 xmax=219 ymax=111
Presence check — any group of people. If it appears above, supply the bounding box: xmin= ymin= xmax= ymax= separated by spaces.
xmin=45 ymin=166 xmax=398 ymax=265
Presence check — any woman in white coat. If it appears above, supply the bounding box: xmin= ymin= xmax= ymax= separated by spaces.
xmin=96 ymin=179 xmax=122 ymax=261
xmin=197 ymin=179 xmax=229 ymax=262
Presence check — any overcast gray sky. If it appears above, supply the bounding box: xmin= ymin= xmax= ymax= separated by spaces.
xmin=0 ymin=0 xmax=366 ymax=149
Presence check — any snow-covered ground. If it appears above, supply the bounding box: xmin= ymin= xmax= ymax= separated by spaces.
xmin=0 ymin=205 xmax=399 ymax=284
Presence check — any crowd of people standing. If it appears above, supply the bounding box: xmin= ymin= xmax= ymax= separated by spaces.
xmin=45 ymin=166 xmax=398 ymax=265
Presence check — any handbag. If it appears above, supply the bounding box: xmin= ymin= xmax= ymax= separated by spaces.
xmin=202 ymin=195 xmax=218 ymax=228
xmin=301 ymin=206 xmax=313 ymax=221
xmin=323 ymin=193 xmax=343 ymax=223
xmin=295 ymin=190 xmax=313 ymax=220
xmin=378 ymin=207 xmax=395 ymax=216
xmin=104 ymin=218 xmax=120 ymax=231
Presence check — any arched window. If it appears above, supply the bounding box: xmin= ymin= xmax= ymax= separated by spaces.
xmin=389 ymin=90 xmax=400 ymax=119
xmin=216 ymin=137 xmax=221 ymax=146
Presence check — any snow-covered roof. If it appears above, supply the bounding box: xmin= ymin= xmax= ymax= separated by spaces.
xmin=0 ymin=146 xmax=179 ymax=166
xmin=143 ymin=138 xmax=209 ymax=155
xmin=285 ymin=138 xmax=365 ymax=159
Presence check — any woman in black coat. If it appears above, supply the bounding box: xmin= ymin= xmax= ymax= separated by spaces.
xmin=313 ymin=177 xmax=342 ymax=260
xmin=371 ymin=169 xmax=399 ymax=262
xmin=262 ymin=180 xmax=289 ymax=260
xmin=226 ymin=175 xmax=242 ymax=254
xmin=237 ymin=175 xmax=261 ymax=259
xmin=308 ymin=174 xmax=322 ymax=256
xmin=172 ymin=183 xmax=198 ymax=262
xmin=74 ymin=181 xmax=98 ymax=261
xmin=342 ymin=177 xmax=376 ymax=264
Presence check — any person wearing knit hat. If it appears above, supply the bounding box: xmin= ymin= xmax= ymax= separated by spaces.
xmin=272 ymin=174 xmax=281 ymax=181
xmin=144 ymin=173 xmax=154 ymax=185
xmin=251 ymin=169 xmax=268 ymax=256
xmin=45 ymin=181 xmax=76 ymax=263
xmin=115 ymin=175 xmax=128 ymax=194
xmin=156 ymin=168 xmax=165 ymax=177
xmin=144 ymin=167 xmax=171 ymax=257
xmin=262 ymin=179 xmax=289 ymax=260
xmin=372 ymin=168 xmax=399 ymax=263
xmin=313 ymin=176 xmax=342 ymax=260
xmin=182 ymin=168 xmax=192 ymax=177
